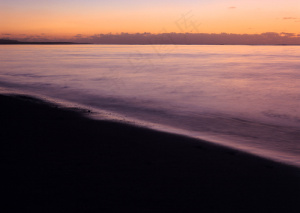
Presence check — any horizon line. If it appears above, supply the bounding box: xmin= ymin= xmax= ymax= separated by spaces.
xmin=2 ymin=32 xmax=300 ymax=45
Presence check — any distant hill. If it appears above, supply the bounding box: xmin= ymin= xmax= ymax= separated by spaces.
xmin=0 ymin=39 xmax=78 ymax=45
xmin=0 ymin=39 xmax=24 ymax=44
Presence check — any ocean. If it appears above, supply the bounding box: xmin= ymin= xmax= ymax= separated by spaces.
xmin=1 ymin=44 xmax=299 ymax=167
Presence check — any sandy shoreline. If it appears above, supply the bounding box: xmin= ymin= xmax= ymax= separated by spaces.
xmin=1 ymin=94 xmax=299 ymax=212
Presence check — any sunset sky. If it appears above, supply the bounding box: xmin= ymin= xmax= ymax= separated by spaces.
xmin=1 ymin=0 xmax=300 ymax=41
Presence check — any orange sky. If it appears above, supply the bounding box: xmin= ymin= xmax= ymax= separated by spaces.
xmin=1 ymin=0 xmax=300 ymax=40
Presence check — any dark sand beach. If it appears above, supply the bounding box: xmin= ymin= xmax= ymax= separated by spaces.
xmin=1 ymin=94 xmax=299 ymax=212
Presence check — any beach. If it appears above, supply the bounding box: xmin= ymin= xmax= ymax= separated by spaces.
xmin=1 ymin=93 xmax=299 ymax=212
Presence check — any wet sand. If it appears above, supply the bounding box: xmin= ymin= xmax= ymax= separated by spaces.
xmin=1 ymin=94 xmax=299 ymax=212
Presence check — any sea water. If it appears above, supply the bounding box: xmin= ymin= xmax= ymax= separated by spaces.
xmin=0 ymin=44 xmax=299 ymax=167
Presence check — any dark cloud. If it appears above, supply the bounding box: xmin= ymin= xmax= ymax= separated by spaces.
xmin=77 ymin=32 xmax=300 ymax=45
xmin=6 ymin=32 xmax=300 ymax=45
xmin=283 ymin=17 xmax=298 ymax=20
xmin=2 ymin=33 xmax=11 ymax=36
xmin=74 ymin=34 xmax=83 ymax=38
xmin=261 ymin=32 xmax=280 ymax=37
xmin=280 ymin=32 xmax=295 ymax=37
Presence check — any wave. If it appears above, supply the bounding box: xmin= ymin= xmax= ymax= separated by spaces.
xmin=1 ymin=82 xmax=299 ymax=168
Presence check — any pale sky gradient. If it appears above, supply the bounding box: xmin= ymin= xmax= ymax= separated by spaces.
xmin=1 ymin=0 xmax=300 ymax=40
